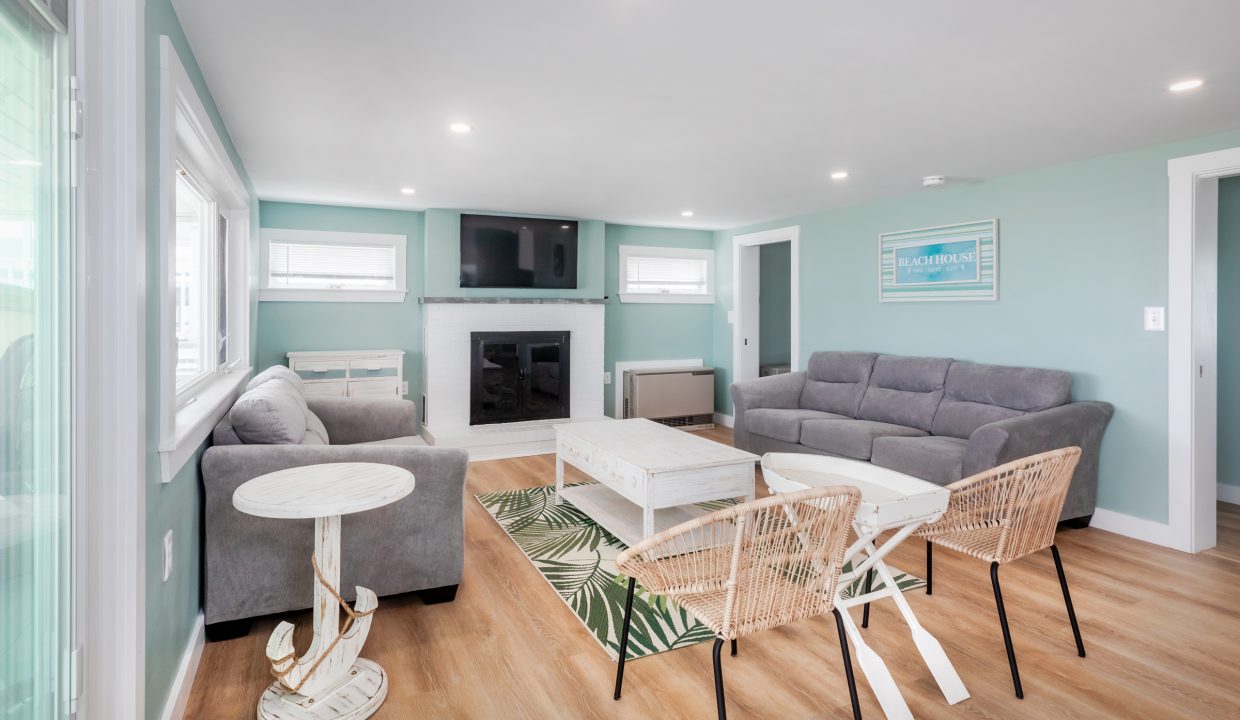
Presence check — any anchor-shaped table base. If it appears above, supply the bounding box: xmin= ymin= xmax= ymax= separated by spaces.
xmin=233 ymin=463 xmax=415 ymax=720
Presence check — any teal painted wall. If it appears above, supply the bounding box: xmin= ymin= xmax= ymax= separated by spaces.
xmin=256 ymin=202 xmax=426 ymax=417
xmin=1218 ymin=177 xmax=1240 ymax=489
xmin=758 ymin=242 xmax=792 ymax=366
xmin=423 ymin=209 xmax=605 ymax=299
xmin=712 ymin=128 xmax=1240 ymax=524
xmin=143 ymin=2 xmax=258 ymax=718
xmin=603 ymin=225 xmax=717 ymax=417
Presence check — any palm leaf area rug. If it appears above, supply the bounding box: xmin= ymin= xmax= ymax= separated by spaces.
xmin=476 ymin=483 xmax=925 ymax=662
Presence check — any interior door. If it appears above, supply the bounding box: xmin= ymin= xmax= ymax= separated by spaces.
xmin=0 ymin=1 xmax=73 ymax=716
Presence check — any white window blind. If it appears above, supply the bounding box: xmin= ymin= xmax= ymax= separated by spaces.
xmin=624 ymin=254 xmax=709 ymax=295
xmin=268 ymin=241 xmax=397 ymax=290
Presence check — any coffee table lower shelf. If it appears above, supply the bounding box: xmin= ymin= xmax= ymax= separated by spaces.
xmin=558 ymin=482 xmax=734 ymax=549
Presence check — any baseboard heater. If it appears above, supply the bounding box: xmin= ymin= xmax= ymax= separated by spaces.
xmin=622 ymin=366 xmax=715 ymax=430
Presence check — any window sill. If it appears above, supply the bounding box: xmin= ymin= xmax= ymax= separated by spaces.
xmin=258 ymin=288 xmax=408 ymax=303
xmin=619 ymin=293 xmax=715 ymax=305
xmin=157 ymin=366 xmax=251 ymax=483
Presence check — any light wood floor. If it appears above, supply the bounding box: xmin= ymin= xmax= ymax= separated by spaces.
xmin=186 ymin=428 xmax=1240 ymax=719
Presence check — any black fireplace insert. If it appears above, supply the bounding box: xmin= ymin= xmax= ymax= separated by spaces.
xmin=470 ymin=331 xmax=570 ymax=425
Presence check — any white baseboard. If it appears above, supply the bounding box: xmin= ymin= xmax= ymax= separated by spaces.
xmin=158 ymin=612 xmax=205 ymax=720
xmin=1090 ymin=508 xmax=1177 ymax=548
xmin=1219 ymin=482 xmax=1240 ymax=505
xmin=713 ymin=413 xmax=734 ymax=428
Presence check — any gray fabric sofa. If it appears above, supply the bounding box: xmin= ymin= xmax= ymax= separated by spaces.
xmin=201 ymin=366 xmax=468 ymax=637
xmin=731 ymin=352 xmax=1113 ymax=523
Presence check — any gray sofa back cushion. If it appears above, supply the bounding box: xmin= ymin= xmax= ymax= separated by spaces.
xmin=930 ymin=361 xmax=1072 ymax=439
xmin=230 ymin=378 xmax=327 ymax=445
xmin=799 ymin=351 xmax=878 ymax=416
xmin=247 ymin=364 xmax=304 ymax=394
xmin=856 ymin=355 xmax=952 ymax=431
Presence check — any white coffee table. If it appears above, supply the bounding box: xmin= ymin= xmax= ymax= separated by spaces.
xmin=233 ymin=462 xmax=414 ymax=720
xmin=553 ymin=418 xmax=758 ymax=547
xmin=761 ymin=452 xmax=970 ymax=720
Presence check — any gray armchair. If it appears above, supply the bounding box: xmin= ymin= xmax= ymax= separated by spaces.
xmin=201 ymin=396 xmax=468 ymax=638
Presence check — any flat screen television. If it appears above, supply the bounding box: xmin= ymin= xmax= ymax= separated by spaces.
xmin=459 ymin=214 xmax=578 ymax=289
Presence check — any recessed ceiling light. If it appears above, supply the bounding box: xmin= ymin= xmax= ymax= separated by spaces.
xmin=830 ymin=171 xmax=849 ymax=180
xmin=400 ymin=187 xmax=416 ymax=195
xmin=681 ymin=210 xmax=694 ymax=217
xmin=449 ymin=122 xmax=472 ymax=133
xmin=1169 ymin=78 xmax=1204 ymax=92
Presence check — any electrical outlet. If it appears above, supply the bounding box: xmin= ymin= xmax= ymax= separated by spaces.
xmin=163 ymin=530 xmax=174 ymax=582
xmin=401 ymin=381 xmax=409 ymax=395
xmin=603 ymin=372 xmax=612 ymax=385
xmin=1143 ymin=306 xmax=1166 ymax=332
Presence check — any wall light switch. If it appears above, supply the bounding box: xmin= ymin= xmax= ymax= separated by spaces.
xmin=603 ymin=372 xmax=612 ymax=385
xmin=1143 ymin=306 xmax=1166 ymax=332
xmin=727 ymin=310 xmax=736 ymax=325
xmin=163 ymin=530 xmax=174 ymax=582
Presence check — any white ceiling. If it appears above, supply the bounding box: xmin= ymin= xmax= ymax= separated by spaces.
xmin=172 ymin=0 xmax=1240 ymax=230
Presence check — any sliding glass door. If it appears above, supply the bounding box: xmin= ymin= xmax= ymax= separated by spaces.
xmin=0 ymin=0 xmax=72 ymax=717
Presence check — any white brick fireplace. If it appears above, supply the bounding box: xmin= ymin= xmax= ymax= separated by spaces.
xmin=421 ymin=299 xmax=605 ymax=458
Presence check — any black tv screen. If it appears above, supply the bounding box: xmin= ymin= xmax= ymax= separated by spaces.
xmin=459 ymin=214 xmax=578 ymax=289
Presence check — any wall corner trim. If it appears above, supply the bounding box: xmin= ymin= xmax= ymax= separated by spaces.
xmin=158 ymin=613 xmax=205 ymax=720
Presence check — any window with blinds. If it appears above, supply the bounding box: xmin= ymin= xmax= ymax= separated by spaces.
xmin=268 ymin=241 xmax=396 ymax=289
xmin=618 ymin=245 xmax=715 ymax=303
xmin=261 ymin=229 xmax=408 ymax=301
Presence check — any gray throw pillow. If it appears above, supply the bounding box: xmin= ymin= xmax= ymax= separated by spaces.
xmin=230 ymin=379 xmax=311 ymax=445
xmin=304 ymin=410 xmax=330 ymax=445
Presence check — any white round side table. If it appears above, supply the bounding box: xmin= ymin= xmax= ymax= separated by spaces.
xmin=233 ymin=462 xmax=415 ymax=720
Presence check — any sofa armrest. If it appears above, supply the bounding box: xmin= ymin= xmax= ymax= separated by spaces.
xmin=731 ymin=371 xmax=807 ymax=413
xmin=964 ymin=401 xmax=1114 ymax=520
xmin=729 ymin=371 xmax=807 ymax=451
xmin=307 ymin=397 xmax=418 ymax=445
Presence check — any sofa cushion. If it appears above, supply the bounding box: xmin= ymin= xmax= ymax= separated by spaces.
xmin=930 ymin=362 xmax=1072 ymax=438
xmin=230 ymin=379 xmax=315 ymax=445
xmin=871 ymin=435 xmax=968 ymax=486
xmin=745 ymin=408 xmax=847 ymax=443
xmin=246 ymin=364 xmax=304 ymax=395
xmin=304 ymin=411 xmax=330 ymax=445
xmin=799 ymin=351 xmax=877 ymax=416
xmin=856 ymin=355 xmax=952 ymax=431
xmin=800 ymin=419 xmax=927 ymax=460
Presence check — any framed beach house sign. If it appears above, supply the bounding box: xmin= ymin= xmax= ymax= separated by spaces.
xmin=879 ymin=219 xmax=998 ymax=302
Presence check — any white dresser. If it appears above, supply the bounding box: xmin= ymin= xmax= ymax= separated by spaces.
xmin=287 ymin=350 xmax=406 ymax=399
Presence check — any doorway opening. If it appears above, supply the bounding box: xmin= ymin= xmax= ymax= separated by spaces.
xmin=732 ymin=226 xmax=800 ymax=386
xmin=1214 ymin=175 xmax=1240 ymax=560
xmin=1168 ymin=146 xmax=1240 ymax=553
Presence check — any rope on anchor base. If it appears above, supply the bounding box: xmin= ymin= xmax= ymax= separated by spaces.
xmin=270 ymin=553 xmax=377 ymax=694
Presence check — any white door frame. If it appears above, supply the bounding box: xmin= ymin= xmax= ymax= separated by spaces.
xmin=1167 ymin=146 xmax=1240 ymax=553
xmin=732 ymin=226 xmax=800 ymax=384
xmin=76 ymin=0 xmax=148 ymax=716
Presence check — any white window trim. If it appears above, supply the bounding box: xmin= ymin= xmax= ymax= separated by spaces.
xmin=618 ymin=244 xmax=715 ymax=304
xmin=259 ymin=228 xmax=408 ymax=303
xmin=157 ymin=36 xmax=252 ymax=483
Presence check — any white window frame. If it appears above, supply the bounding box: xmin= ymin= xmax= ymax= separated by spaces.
xmin=618 ymin=244 xmax=715 ymax=304
xmin=259 ymin=228 xmax=408 ymax=303
xmin=157 ymin=36 xmax=252 ymax=483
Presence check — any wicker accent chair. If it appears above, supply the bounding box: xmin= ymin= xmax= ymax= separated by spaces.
xmin=613 ymin=486 xmax=863 ymax=720
xmin=915 ymin=446 xmax=1086 ymax=699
